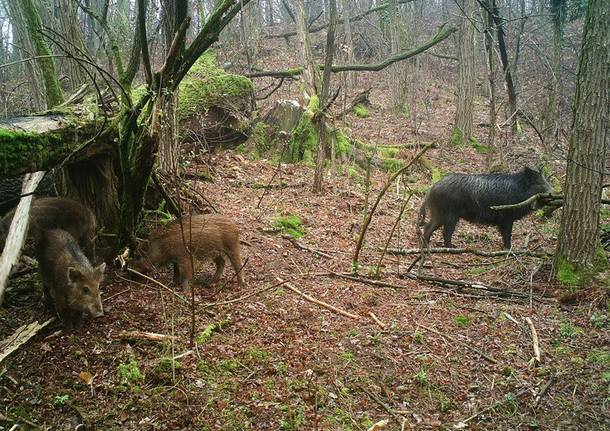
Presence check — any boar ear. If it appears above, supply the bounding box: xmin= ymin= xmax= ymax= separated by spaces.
xmin=67 ymin=267 xmax=82 ymax=284
xmin=94 ymin=262 xmax=107 ymax=279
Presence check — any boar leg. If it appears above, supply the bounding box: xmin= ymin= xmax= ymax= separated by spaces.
xmin=176 ymin=259 xmax=194 ymax=290
xmin=70 ymin=311 xmax=84 ymax=329
xmin=41 ymin=282 xmax=54 ymax=310
xmin=441 ymin=217 xmax=459 ymax=248
xmin=422 ymin=220 xmax=442 ymax=248
xmin=498 ymin=222 xmax=513 ymax=250
xmin=172 ymin=263 xmax=181 ymax=285
xmin=227 ymin=246 xmax=245 ymax=287
xmin=211 ymin=255 xmax=226 ymax=284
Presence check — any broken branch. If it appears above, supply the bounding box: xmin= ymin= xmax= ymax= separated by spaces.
xmin=277 ymin=277 xmax=359 ymax=320
xmin=524 ymin=317 xmax=542 ymax=366
xmin=383 ymin=246 xmax=552 ymax=258
xmin=114 ymin=330 xmax=177 ymax=342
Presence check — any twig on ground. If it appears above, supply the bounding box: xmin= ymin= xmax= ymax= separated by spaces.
xmin=204 ymin=279 xmax=288 ymax=308
xmin=369 ymin=312 xmax=386 ymax=329
xmin=454 ymin=388 xmax=530 ymax=426
xmin=104 ymin=288 xmax=131 ymax=302
xmin=114 ymin=330 xmax=177 ymax=342
xmin=524 ymin=317 xmax=542 ymax=366
xmin=277 ymin=277 xmax=359 ymax=320
xmin=534 ymin=376 xmax=554 ymax=408
xmin=417 ymin=323 xmax=498 ymax=364
xmin=124 ymin=268 xmax=188 ymax=304
xmin=384 ymin=247 xmax=551 ymax=259
xmin=285 ymin=236 xmax=334 ymax=258
xmin=358 ymin=384 xmax=404 ymax=424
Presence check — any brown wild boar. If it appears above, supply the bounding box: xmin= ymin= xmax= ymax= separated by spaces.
xmin=1 ymin=197 xmax=97 ymax=259
xmin=130 ymin=214 xmax=245 ymax=289
xmin=37 ymin=229 xmax=106 ymax=329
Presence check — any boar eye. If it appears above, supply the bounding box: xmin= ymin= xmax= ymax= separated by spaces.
xmin=83 ymin=286 xmax=91 ymax=293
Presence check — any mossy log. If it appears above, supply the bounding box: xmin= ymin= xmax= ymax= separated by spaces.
xmin=0 ymin=114 xmax=106 ymax=179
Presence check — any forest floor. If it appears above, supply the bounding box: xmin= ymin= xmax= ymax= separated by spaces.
xmin=2 ymin=40 xmax=610 ymax=431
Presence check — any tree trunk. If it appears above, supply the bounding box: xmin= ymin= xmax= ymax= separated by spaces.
xmin=18 ymin=0 xmax=64 ymax=108
xmin=313 ymin=0 xmax=337 ymax=194
xmin=488 ymin=0 xmax=517 ymax=133
xmin=453 ymin=0 xmax=476 ymax=144
xmin=481 ymin=0 xmax=499 ymax=167
xmin=340 ymin=0 xmax=356 ymax=87
xmin=4 ymin=0 xmax=45 ymax=112
xmin=388 ymin=0 xmax=406 ymax=110
xmin=157 ymin=0 xmax=187 ymax=175
xmin=542 ymin=0 xmax=565 ymax=145
xmin=556 ymin=0 xmax=609 ymax=272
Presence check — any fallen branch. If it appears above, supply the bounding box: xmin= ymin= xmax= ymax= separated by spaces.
xmin=417 ymin=323 xmax=497 ymax=364
xmin=0 ymin=318 xmax=55 ymax=365
xmin=400 ymin=272 xmax=553 ymax=303
xmin=204 ymin=279 xmax=288 ymax=308
xmin=454 ymin=388 xmax=530 ymax=427
xmin=114 ymin=330 xmax=177 ymax=342
xmin=277 ymin=277 xmax=359 ymax=319
xmin=358 ymin=384 xmax=404 ymax=424
xmin=319 ymin=271 xmax=550 ymax=303
xmin=534 ymin=376 xmax=554 ymax=408
xmin=369 ymin=312 xmax=387 ymax=329
xmin=524 ymin=317 xmax=542 ymax=366
xmin=285 ymin=236 xmax=333 ymax=259
xmin=124 ymin=267 xmax=189 ymax=304
xmin=383 ymin=247 xmax=552 ymax=259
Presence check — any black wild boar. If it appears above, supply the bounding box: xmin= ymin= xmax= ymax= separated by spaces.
xmin=1 ymin=197 xmax=97 ymax=258
xmin=130 ymin=214 xmax=245 ymax=289
xmin=37 ymin=229 xmax=106 ymax=329
xmin=418 ymin=167 xmax=553 ymax=249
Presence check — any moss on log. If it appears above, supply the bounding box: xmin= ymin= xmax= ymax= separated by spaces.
xmin=0 ymin=114 xmax=103 ymax=178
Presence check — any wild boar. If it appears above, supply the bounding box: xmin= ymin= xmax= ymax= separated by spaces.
xmin=130 ymin=214 xmax=245 ymax=289
xmin=1 ymin=197 xmax=97 ymax=259
xmin=418 ymin=167 xmax=553 ymax=249
xmin=37 ymin=229 xmax=106 ymax=329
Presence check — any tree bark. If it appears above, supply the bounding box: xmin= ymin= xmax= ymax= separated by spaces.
xmin=487 ymin=0 xmax=517 ymax=133
xmin=18 ymin=0 xmax=64 ymax=108
xmin=454 ymin=0 xmax=476 ymax=144
xmin=556 ymin=0 xmax=609 ymax=271
xmin=481 ymin=0 xmax=498 ymax=167
xmin=313 ymin=0 xmax=337 ymax=194
xmin=388 ymin=0 xmax=406 ymax=110
xmin=542 ymin=0 xmax=565 ymax=145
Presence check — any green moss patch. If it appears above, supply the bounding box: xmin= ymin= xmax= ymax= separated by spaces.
xmin=272 ymin=215 xmax=305 ymax=239
xmin=352 ymin=104 xmax=370 ymax=118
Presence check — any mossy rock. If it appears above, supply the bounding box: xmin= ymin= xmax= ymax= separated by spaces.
xmin=132 ymin=51 xmax=254 ymax=147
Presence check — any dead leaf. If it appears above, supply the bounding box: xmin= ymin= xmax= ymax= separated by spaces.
xmin=79 ymin=371 xmax=94 ymax=385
